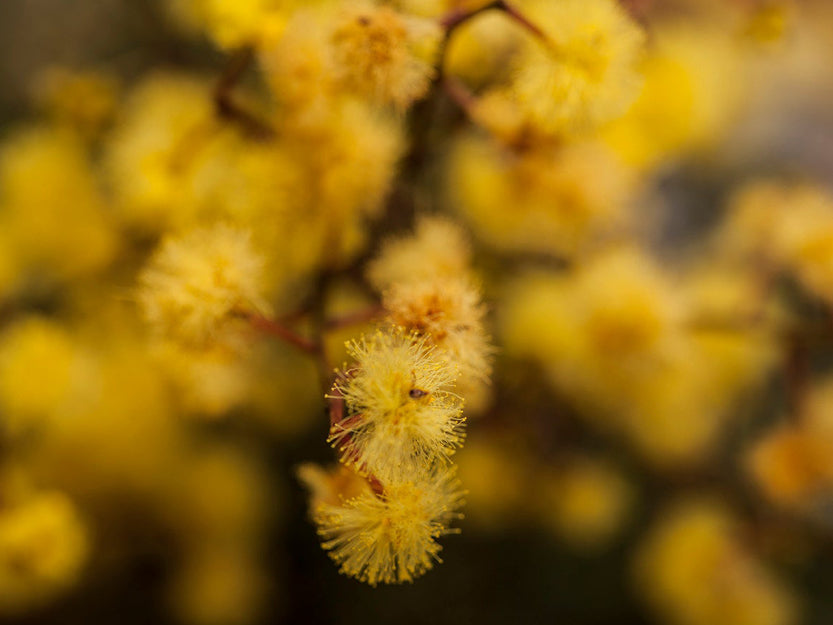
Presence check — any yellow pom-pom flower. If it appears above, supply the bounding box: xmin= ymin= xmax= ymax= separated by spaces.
xmin=603 ymin=22 xmax=746 ymax=170
xmin=718 ymin=180 xmax=833 ymax=306
xmin=448 ymin=133 xmax=635 ymax=258
xmin=329 ymin=327 xmax=465 ymax=482
xmin=306 ymin=465 xmax=464 ymax=586
xmin=717 ymin=179 xmax=794 ymax=262
xmin=0 ymin=126 xmax=119 ymax=285
xmin=0 ymin=491 xmax=89 ymax=614
xmin=444 ymin=10 xmax=524 ymax=89
xmin=538 ymin=456 xmax=633 ymax=551
xmin=0 ymin=317 xmax=81 ymax=436
xmin=259 ymin=8 xmax=335 ymax=120
xmin=745 ymin=376 xmax=833 ymax=510
xmin=510 ymin=0 xmax=644 ymax=136
xmin=745 ymin=425 xmax=829 ymax=510
xmin=281 ymin=97 xmax=405 ymax=242
xmin=772 ymin=184 xmax=833 ymax=305
xmin=634 ymin=499 xmax=798 ymax=625
xmin=366 ymin=215 xmax=472 ymax=291
xmin=105 ymin=73 xmax=219 ymax=234
xmin=501 ymin=248 xmax=771 ymax=466
xmin=138 ymin=223 xmax=269 ymax=349
xmin=501 ymin=246 xmax=685 ymax=410
xmin=383 ymin=276 xmax=492 ymax=398
xmin=743 ymin=1 xmax=793 ymax=46
xmin=33 ymin=67 xmax=119 ymax=140
xmin=169 ymin=546 xmax=267 ymax=625
xmin=329 ymin=1 xmax=442 ymax=110
xmin=150 ymin=340 xmax=255 ymax=418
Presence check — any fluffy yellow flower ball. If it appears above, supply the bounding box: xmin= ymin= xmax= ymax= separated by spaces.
xmin=138 ymin=223 xmax=269 ymax=349
xmin=0 ymin=492 xmax=89 ymax=614
xmin=307 ymin=466 xmax=464 ymax=586
xmin=510 ymin=0 xmax=645 ymax=136
xmin=329 ymin=327 xmax=464 ymax=483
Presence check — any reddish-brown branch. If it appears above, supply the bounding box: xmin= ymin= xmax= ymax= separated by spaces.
xmin=499 ymin=1 xmax=548 ymax=42
xmin=278 ymin=307 xmax=312 ymax=325
xmin=440 ymin=0 xmax=546 ymax=42
xmin=442 ymin=75 xmax=478 ymax=116
xmin=326 ymin=410 xmax=387 ymax=498
xmin=214 ymin=47 xmax=276 ymax=140
xmin=247 ymin=313 xmax=318 ymax=353
xmin=436 ymin=0 xmax=548 ymax=84
xmin=440 ymin=0 xmax=501 ymax=31
xmin=785 ymin=333 xmax=810 ymax=419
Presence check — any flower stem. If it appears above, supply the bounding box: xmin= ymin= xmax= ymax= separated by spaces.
xmin=247 ymin=313 xmax=318 ymax=353
xmin=214 ymin=46 xmax=276 ymax=140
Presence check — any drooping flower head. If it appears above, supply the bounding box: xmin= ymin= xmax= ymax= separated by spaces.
xmin=306 ymin=464 xmax=465 ymax=586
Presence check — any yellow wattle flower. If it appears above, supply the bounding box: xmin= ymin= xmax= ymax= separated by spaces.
xmin=383 ymin=276 xmax=493 ymax=394
xmin=329 ymin=327 xmax=465 ymax=482
xmin=329 ymin=2 xmax=442 ymax=110
xmin=138 ymin=223 xmax=269 ymax=349
xmin=510 ymin=0 xmax=645 ymax=136
xmin=306 ymin=465 xmax=464 ymax=586
xmin=366 ymin=215 xmax=472 ymax=291
xmin=0 ymin=491 xmax=89 ymax=614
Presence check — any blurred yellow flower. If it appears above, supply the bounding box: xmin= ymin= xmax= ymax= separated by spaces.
xmin=0 ymin=317 xmax=81 ymax=436
xmin=367 ymin=215 xmax=472 ymax=291
xmin=635 ymin=499 xmax=798 ymax=625
xmin=509 ymin=0 xmax=644 ymax=136
xmin=0 ymin=126 xmax=118 ymax=285
xmin=329 ymin=2 xmax=441 ymax=110
xmin=0 ymin=491 xmax=89 ymax=614
xmin=138 ymin=223 xmax=269 ymax=349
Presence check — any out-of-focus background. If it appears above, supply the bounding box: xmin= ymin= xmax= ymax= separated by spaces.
xmin=3 ymin=1 xmax=833 ymax=624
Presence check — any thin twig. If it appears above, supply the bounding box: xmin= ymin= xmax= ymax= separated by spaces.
xmin=213 ymin=47 xmax=276 ymax=140
xmin=442 ymin=75 xmax=478 ymax=116
xmin=440 ymin=0 xmax=501 ymax=32
xmin=436 ymin=0 xmax=548 ymax=82
xmin=785 ymin=335 xmax=810 ymax=419
xmin=439 ymin=0 xmax=546 ymax=41
xmin=499 ymin=0 xmax=548 ymax=42
xmin=247 ymin=313 xmax=318 ymax=353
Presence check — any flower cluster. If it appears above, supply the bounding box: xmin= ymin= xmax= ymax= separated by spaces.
xmin=300 ymin=219 xmax=491 ymax=585
xmin=4 ymin=0 xmax=833 ymax=622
